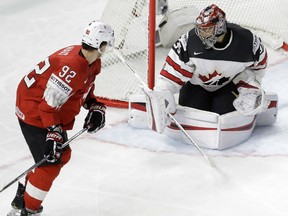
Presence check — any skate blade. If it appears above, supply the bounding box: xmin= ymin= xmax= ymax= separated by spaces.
xmin=7 ymin=208 xmax=41 ymax=216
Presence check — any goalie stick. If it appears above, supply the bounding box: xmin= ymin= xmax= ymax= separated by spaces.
xmin=114 ymin=49 xmax=216 ymax=168
xmin=0 ymin=128 xmax=87 ymax=194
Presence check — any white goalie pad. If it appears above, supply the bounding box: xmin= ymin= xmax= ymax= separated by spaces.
xmin=128 ymin=91 xmax=176 ymax=133
xmin=144 ymin=90 xmax=167 ymax=133
xmin=164 ymin=106 xmax=256 ymax=150
xmin=128 ymin=91 xmax=278 ymax=150
xmin=144 ymin=90 xmax=176 ymax=133
xmin=128 ymin=94 xmax=148 ymax=129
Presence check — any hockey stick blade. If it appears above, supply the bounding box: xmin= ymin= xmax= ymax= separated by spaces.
xmin=168 ymin=113 xmax=216 ymax=167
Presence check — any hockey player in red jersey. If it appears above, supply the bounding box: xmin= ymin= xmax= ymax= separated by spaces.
xmin=8 ymin=20 xmax=115 ymax=216
xmin=156 ymin=4 xmax=269 ymax=116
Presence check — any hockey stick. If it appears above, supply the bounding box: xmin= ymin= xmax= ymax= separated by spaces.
xmin=0 ymin=128 xmax=87 ymax=194
xmin=114 ymin=49 xmax=216 ymax=167
xmin=167 ymin=113 xmax=216 ymax=167
xmin=117 ymin=0 xmax=146 ymax=50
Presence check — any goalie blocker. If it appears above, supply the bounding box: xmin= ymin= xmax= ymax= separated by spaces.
xmin=128 ymin=92 xmax=278 ymax=150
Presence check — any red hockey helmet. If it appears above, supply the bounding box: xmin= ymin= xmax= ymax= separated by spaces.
xmin=195 ymin=4 xmax=227 ymax=49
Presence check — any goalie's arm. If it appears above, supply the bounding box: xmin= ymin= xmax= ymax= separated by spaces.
xmin=246 ymin=34 xmax=268 ymax=84
xmin=156 ymin=33 xmax=195 ymax=93
xmin=232 ymin=68 xmax=268 ymax=116
xmin=232 ymin=34 xmax=269 ymax=116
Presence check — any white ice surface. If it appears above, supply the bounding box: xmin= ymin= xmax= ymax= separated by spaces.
xmin=1 ymin=0 xmax=288 ymax=216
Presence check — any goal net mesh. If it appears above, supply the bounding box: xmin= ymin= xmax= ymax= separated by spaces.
xmin=97 ymin=0 xmax=288 ymax=105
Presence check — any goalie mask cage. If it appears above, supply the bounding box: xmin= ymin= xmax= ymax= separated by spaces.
xmin=97 ymin=0 xmax=288 ymax=108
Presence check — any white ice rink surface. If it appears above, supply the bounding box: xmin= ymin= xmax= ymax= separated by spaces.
xmin=1 ymin=0 xmax=288 ymax=215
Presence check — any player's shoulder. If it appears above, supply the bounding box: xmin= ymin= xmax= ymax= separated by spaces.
xmin=51 ymin=45 xmax=81 ymax=59
xmin=175 ymin=28 xmax=199 ymax=48
xmin=228 ymin=23 xmax=254 ymax=42
xmin=49 ymin=45 xmax=85 ymax=67
xmin=187 ymin=28 xmax=200 ymax=44
xmin=186 ymin=28 xmax=206 ymax=52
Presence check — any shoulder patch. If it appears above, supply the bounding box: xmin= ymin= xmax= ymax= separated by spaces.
xmin=48 ymin=73 xmax=72 ymax=95
xmin=44 ymin=74 xmax=73 ymax=108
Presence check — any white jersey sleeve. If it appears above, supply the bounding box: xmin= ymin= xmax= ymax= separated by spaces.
xmin=155 ymin=32 xmax=195 ymax=93
xmin=246 ymin=34 xmax=268 ymax=84
xmin=250 ymin=34 xmax=267 ymax=71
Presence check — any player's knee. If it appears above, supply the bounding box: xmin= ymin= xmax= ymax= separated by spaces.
xmin=61 ymin=147 xmax=72 ymax=166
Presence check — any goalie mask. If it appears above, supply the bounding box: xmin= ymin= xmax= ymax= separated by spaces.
xmin=195 ymin=4 xmax=227 ymax=49
xmin=82 ymin=20 xmax=115 ymax=51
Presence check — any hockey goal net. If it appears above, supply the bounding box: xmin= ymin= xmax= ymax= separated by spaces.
xmin=97 ymin=0 xmax=288 ymax=107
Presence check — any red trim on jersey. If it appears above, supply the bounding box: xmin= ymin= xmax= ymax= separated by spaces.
xmin=166 ymin=56 xmax=192 ymax=78
xmin=249 ymin=52 xmax=268 ymax=70
xmin=160 ymin=69 xmax=186 ymax=86
xmin=236 ymin=80 xmax=258 ymax=89
xmin=257 ymin=52 xmax=268 ymax=67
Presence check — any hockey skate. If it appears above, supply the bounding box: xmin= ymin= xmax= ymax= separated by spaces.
xmin=19 ymin=207 xmax=43 ymax=216
xmin=8 ymin=207 xmax=43 ymax=216
xmin=7 ymin=182 xmax=43 ymax=216
xmin=7 ymin=182 xmax=25 ymax=216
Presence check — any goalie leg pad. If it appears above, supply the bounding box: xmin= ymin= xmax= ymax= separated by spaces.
xmin=145 ymin=90 xmax=176 ymax=133
xmin=128 ymin=94 xmax=149 ymax=129
xmin=145 ymin=90 xmax=167 ymax=133
xmin=128 ymin=90 xmax=176 ymax=133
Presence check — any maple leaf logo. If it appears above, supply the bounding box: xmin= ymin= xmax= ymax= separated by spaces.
xmin=198 ymin=70 xmax=230 ymax=86
xmin=198 ymin=70 xmax=222 ymax=82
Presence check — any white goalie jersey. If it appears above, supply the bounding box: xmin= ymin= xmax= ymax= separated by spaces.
xmin=156 ymin=23 xmax=268 ymax=93
xmin=128 ymin=19 xmax=277 ymax=151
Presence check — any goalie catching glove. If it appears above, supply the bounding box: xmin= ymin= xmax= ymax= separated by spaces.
xmin=233 ymin=70 xmax=269 ymax=116
xmin=83 ymin=99 xmax=106 ymax=133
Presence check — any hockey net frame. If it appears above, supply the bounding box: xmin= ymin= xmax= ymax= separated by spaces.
xmin=97 ymin=0 xmax=288 ymax=108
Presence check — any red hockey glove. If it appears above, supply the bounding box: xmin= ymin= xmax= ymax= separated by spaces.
xmin=45 ymin=125 xmax=64 ymax=163
xmin=83 ymin=102 xmax=106 ymax=133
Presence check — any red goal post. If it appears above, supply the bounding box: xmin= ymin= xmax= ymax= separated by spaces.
xmin=97 ymin=0 xmax=288 ymax=108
